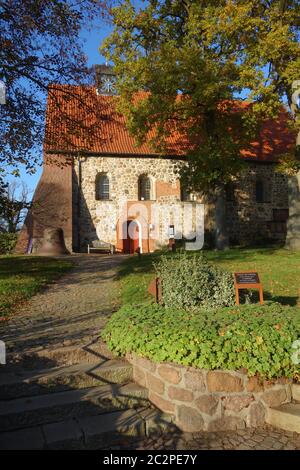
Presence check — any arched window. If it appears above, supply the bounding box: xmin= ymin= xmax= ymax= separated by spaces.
xmin=96 ymin=173 xmax=110 ymax=200
xmin=255 ymin=180 xmax=264 ymax=203
xmin=138 ymin=175 xmax=151 ymax=201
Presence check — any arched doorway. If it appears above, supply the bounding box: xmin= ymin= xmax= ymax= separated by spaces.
xmin=123 ymin=220 xmax=141 ymax=254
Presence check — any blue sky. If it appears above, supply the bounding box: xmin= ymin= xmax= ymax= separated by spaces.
xmin=7 ymin=18 xmax=113 ymax=196
xmin=8 ymin=1 xmax=145 ymax=197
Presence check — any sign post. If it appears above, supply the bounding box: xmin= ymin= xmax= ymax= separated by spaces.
xmin=148 ymin=277 xmax=162 ymax=303
xmin=234 ymin=271 xmax=264 ymax=305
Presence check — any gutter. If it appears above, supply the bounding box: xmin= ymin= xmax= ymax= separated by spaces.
xmin=45 ymin=149 xmax=279 ymax=165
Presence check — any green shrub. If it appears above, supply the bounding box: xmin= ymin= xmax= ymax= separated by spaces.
xmin=102 ymin=302 xmax=300 ymax=379
xmin=0 ymin=232 xmax=18 ymax=254
xmin=154 ymin=252 xmax=235 ymax=309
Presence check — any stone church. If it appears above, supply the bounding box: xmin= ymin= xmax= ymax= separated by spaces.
xmin=16 ymin=66 xmax=295 ymax=255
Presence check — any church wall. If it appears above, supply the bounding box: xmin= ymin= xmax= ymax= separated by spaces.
xmin=226 ymin=163 xmax=289 ymax=245
xmin=73 ymin=156 xmax=289 ymax=252
xmin=73 ymin=155 xmax=205 ymax=252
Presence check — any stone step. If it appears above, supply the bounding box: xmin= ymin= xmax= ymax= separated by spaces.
xmin=0 ymin=408 xmax=175 ymax=450
xmin=0 ymin=383 xmax=149 ymax=433
xmin=0 ymin=359 xmax=133 ymax=400
xmin=292 ymin=384 xmax=300 ymax=403
xmin=266 ymin=403 xmax=300 ymax=434
xmin=7 ymin=340 xmax=116 ymax=370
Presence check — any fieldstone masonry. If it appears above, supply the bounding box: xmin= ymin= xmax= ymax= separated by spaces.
xmin=72 ymin=155 xmax=206 ymax=252
xmin=16 ymin=153 xmax=290 ymax=254
xmin=73 ymin=155 xmax=289 ymax=252
xmin=226 ymin=163 xmax=289 ymax=245
xmin=127 ymin=353 xmax=292 ymax=432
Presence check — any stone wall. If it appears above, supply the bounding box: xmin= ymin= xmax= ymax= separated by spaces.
xmin=73 ymin=155 xmax=206 ymax=252
xmin=17 ymin=153 xmax=289 ymax=254
xmin=74 ymin=156 xmax=289 ymax=252
xmin=226 ymin=163 xmax=289 ymax=245
xmin=127 ymin=353 xmax=292 ymax=432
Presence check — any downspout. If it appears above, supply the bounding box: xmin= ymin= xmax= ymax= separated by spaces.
xmin=77 ymin=153 xmax=82 ymax=252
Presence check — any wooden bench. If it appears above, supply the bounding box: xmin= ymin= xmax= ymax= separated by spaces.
xmin=87 ymin=240 xmax=115 ymax=255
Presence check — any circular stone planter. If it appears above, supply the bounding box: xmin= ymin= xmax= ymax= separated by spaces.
xmin=126 ymin=353 xmax=292 ymax=432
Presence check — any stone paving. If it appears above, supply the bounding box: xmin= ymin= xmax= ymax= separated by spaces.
xmin=0 ymin=254 xmax=125 ymax=357
xmin=114 ymin=426 xmax=300 ymax=450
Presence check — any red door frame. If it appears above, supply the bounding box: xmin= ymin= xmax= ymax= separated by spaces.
xmin=123 ymin=220 xmax=140 ymax=254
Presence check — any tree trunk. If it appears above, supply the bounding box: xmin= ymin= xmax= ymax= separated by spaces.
xmin=285 ymin=130 xmax=300 ymax=250
xmin=214 ymin=187 xmax=229 ymax=250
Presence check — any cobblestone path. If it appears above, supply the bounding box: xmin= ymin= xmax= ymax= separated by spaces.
xmin=0 ymin=254 xmax=125 ymax=356
xmin=115 ymin=426 xmax=300 ymax=450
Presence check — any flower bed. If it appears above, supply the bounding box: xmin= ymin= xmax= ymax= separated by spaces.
xmin=102 ymin=303 xmax=300 ymax=379
xmin=102 ymin=302 xmax=300 ymax=431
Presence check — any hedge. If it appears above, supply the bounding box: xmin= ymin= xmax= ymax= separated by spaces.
xmin=154 ymin=252 xmax=237 ymax=309
xmin=0 ymin=232 xmax=18 ymax=254
xmin=102 ymin=303 xmax=300 ymax=379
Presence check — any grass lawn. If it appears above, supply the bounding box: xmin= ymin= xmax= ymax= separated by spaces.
xmin=0 ymin=256 xmax=74 ymax=317
xmin=117 ymin=247 xmax=300 ymax=308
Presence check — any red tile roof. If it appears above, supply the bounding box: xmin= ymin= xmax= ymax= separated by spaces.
xmin=44 ymin=84 xmax=296 ymax=162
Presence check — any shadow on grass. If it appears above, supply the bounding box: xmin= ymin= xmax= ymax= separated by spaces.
xmin=263 ymin=292 xmax=299 ymax=307
xmin=116 ymin=252 xmax=163 ymax=279
xmin=0 ymin=256 xmax=74 ymax=317
xmin=0 ymin=256 xmax=74 ymax=280
xmin=116 ymin=246 xmax=289 ymax=279
xmin=239 ymin=289 xmax=299 ymax=307
xmin=116 ymin=249 xmax=300 ymax=308
xmin=203 ymin=246 xmax=284 ymax=262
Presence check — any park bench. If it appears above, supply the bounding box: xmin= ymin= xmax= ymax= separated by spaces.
xmin=87 ymin=240 xmax=115 ymax=255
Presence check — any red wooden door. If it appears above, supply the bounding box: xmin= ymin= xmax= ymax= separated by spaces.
xmin=123 ymin=220 xmax=139 ymax=254
xmin=132 ymin=222 xmax=140 ymax=253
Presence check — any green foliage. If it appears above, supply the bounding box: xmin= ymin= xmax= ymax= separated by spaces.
xmin=102 ymin=0 xmax=299 ymax=189
xmin=154 ymin=252 xmax=236 ymax=309
xmin=276 ymin=153 xmax=300 ymax=176
xmin=0 ymin=232 xmax=18 ymax=254
xmin=102 ymin=302 xmax=300 ymax=379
